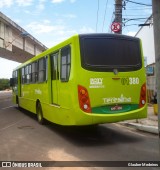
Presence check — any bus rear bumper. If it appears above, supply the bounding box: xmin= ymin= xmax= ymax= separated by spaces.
xmin=75 ymin=105 xmax=147 ymax=125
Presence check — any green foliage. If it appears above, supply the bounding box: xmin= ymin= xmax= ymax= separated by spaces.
xmin=0 ymin=79 xmax=10 ymax=90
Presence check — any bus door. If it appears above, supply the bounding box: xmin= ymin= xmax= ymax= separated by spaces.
xmin=51 ymin=52 xmax=59 ymax=105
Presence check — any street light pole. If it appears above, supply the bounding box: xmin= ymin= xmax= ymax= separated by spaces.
xmin=152 ymin=0 xmax=160 ymax=157
xmin=114 ymin=0 xmax=123 ymax=34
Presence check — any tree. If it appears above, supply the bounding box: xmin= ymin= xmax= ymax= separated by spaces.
xmin=0 ymin=79 xmax=10 ymax=90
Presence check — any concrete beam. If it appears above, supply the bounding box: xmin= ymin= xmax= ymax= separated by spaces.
xmin=0 ymin=12 xmax=48 ymax=63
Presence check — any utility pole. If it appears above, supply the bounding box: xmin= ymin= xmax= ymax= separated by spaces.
xmin=114 ymin=0 xmax=122 ymax=34
xmin=152 ymin=0 xmax=160 ymax=151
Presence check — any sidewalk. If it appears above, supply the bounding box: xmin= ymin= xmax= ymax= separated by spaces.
xmin=119 ymin=106 xmax=159 ymax=135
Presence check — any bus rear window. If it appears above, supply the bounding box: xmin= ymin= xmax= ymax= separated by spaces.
xmin=79 ymin=34 xmax=142 ymax=72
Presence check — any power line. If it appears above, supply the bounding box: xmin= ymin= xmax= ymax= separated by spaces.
xmin=124 ymin=14 xmax=149 ymax=16
xmin=123 ymin=24 xmax=142 ymax=27
xmin=96 ymin=0 xmax=99 ymax=32
xmin=125 ymin=6 xmax=152 ymax=9
xmin=122 ymin=0 xmax=152 ymax=35
xmin=102 ymin=0 xmax=109 ymax=32
xmin=123 ymin=17 xmax=149 ymax=24
xmin=123 ymin=9 xmax=130 ymax=33
xmin=108 ymin=9 xmax=114 ymax=33
xmin=125 ymin=0 xmax=152 ymax=7
xmin=125 ymin=8 xmax=152 ymax=10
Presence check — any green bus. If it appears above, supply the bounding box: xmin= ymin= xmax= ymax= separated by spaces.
xmin=10 ymin=33 xmax=147 ymax=126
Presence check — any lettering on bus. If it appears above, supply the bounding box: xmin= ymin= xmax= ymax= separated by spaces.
xmin=89 ymin=78 xmax=105 ymax=88
xmin=35 ymin=89 xmax=42 ymax=95
xmin=103 ymin=94 xmax=131 ymax=104
xmin=121 ymin=77 xmax=139 ymax=85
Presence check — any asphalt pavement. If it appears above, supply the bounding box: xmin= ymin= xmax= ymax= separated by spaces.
xmin=0 ymin=90 xmax=159 ymax=170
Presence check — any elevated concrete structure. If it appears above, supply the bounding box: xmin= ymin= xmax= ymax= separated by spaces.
xmin=0 ymin=12 xmax=48 ymax=63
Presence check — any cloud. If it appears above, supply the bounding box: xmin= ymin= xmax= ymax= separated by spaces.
xmin=0 ymin=0 xmax=13 ymax=8
xmin=36 ymin=0 xmax=46 ymax=11
xmin=51 ymin=0 xmax=65 ymax=3
xmin=79 ymin=26 xmax=95 ymax=33
xmin=26 ymin=20 xmax=78 ymax=47
xmin=0 ymin=0 xmax=76 ymax=9
xmin=69 ymin=0 xmax=76 ymax=3
xmin=16 ymin=0 xmax=33 ymax=6
xmin=26 ymin=21 xmax=65 ymax=34
xmin=51 ymin=0 xmax=76 ymax=4
xmin=63 ymin=14 xmax=76 ymax=19
xmin=126 ymin=31 xmax=136 ymax=37
xmin=0 ymin=0 xmax=34 ymax=8
xmin=23 ymin=0 xmax=46 ymax=15
xmin=25 ymin=20 xmax=95 ymax=48
xmin=144 ymin=8 xmax=152 ymax=15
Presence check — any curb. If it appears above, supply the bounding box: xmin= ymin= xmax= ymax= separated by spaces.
xmin=119 ymin=122 xmax=158 ymax=135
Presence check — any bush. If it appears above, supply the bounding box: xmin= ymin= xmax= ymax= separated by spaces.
xmin=0 ymin=79 xmax=10 ymax=90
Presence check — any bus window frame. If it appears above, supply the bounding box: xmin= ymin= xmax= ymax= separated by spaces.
xmin=21 ymin=67 xmax=25 ymax=84
xmin=31 ymin=61 xmax=38 ymax=83
xmin=79 ymin=35 xmax=142 ymax=72
xmin=50 ymin=51 xmax=59 ymax=81
xmin=12 ymin=70 xmax=18 ymax=85
xmin=38 ymin=57 xmax=47 ymax=83
xmin=60 ymin=45 xmax=71 ymax=82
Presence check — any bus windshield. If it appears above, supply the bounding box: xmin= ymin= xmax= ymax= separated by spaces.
xmin=79 ymin=34 xmax=142 ymax=72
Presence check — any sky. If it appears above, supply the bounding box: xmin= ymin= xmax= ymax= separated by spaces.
xmin=0 ymin=0 xmax=152 ymax=78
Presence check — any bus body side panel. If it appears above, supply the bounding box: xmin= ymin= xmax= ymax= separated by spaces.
xmin=12 ymin=92 xmax=17 ymax=105
xmin=41 ymin=83 xmax=82 ymax=126
xmin=19 ymin=83 xmax=48 ymax=114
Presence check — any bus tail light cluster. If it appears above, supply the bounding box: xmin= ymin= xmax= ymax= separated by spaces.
xmin=78 ymin=85 xmax=91 ymax=113
xmin=139 ymin=83 xmax=146 ymax=108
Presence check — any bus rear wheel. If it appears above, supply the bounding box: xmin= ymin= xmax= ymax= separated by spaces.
xmin=36 ymin=102 xmax=44 ymax=125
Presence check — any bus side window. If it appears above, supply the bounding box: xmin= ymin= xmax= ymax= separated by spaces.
xmin=25 ymin=65 xmax=29 ymax=84
xmin=28 ymin=64 xmax=32 ymax=83
xmin=51 ymin=52 xmax=59 ymax=80
xmin=13 ymin=70 xmax=18 ymax=85
xmin=21 ymin=68 xmax=25 ymax=84
xmin=60 ymin=46 xmax=71 ymax=82
xmin=38 ymin=57 xmax=46 ymax=83
xmin=46 ymin=57 xmax=48 ymax=81
xmin=31 ymin=62 xmax=38 ymax=83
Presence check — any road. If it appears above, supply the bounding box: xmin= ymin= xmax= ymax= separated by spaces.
xmin=0 ymin=91 xmax=159 ymax=170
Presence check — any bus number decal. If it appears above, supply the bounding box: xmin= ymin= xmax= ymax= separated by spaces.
xmin=129 ymin=77 xmax=139 ymax=85
xmin=121 ymin=77 xmax=139 ymax=85
xmin=121 ymin=78 xmax=129 ymax=85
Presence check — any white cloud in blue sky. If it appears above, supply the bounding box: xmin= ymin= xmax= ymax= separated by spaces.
xmin=51 ymin=0 xmax=65 ymax=3
xmin=0 ymin=0 xmax=13 ymax=8
xmin=0 ymin=0 xmax=34 ymax=8
xmin=51 ymin=0 xmax=76 ymax=4
xmin=16 ymin=0 xmax=33 ymax=6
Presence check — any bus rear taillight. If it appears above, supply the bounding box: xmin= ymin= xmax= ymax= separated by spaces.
xmin=139 ymin=83 xmax=146 ymax=108
xmin=78 ymin=85 xmax=91 ymax=113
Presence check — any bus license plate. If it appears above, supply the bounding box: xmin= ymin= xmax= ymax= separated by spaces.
xmin=111 ymin=105 xmax=122 ymax=111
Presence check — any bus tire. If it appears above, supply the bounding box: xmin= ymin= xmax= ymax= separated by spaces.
xmin=36 ymin=102 xmax=44 ymax=125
